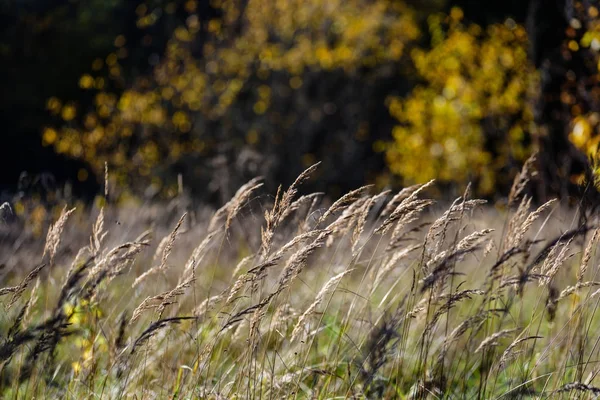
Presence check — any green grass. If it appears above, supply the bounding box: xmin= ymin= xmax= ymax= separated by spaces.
xmin=1 ymin=165 xmax=600 ymax=399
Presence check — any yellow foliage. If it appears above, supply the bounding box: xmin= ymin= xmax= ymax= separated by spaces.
xmin=386 ymin=10 xmax=536 ymax=194
xmin=42 ymin=127 xmax=57 ymax=146
xmin=78 ymin=74 xmax=95 ymax=89
xmin=566 ymin=5 xmax=600 ymax=171
xmin=570 ymin=114 xmax=600 ymax=157
xmin=48 ymin=0 xmax=420 ymax=190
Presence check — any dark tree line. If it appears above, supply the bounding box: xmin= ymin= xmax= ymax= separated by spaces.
xmin=0 ymin=0 xmax=598 ymax=202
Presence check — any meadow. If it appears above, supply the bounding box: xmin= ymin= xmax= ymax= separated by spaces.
xmin=1 ymin=161 xmax=600 ymax=399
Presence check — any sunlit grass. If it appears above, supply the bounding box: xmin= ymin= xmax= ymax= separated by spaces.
xmin=1 ymin=163 xmax=600 ymax=398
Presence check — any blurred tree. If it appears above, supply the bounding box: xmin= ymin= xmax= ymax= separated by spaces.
xmin=385 ymin=9 xmax=536 ymax=195
xmin=0 ymin=0 xmax=197 ymax=197
xmin=0 ymin=0 xmax=124 ymax=195
xmin=11 ymin=0 xmax=600 ymax=202
xmin=526 ymin=0 xmax=600 ymax=199
xmin=48 ymin=0 xmax=422 ymax=201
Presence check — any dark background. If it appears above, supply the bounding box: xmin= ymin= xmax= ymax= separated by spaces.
xmin=0 ymin=0 xmax=591 ymax=202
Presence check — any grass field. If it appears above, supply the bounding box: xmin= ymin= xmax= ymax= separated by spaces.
xmin=1 ymin=162 xmax=600 ymax=399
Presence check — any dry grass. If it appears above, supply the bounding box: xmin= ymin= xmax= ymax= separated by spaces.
xmin=1 ymin=164 xmax=600 ymax=399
